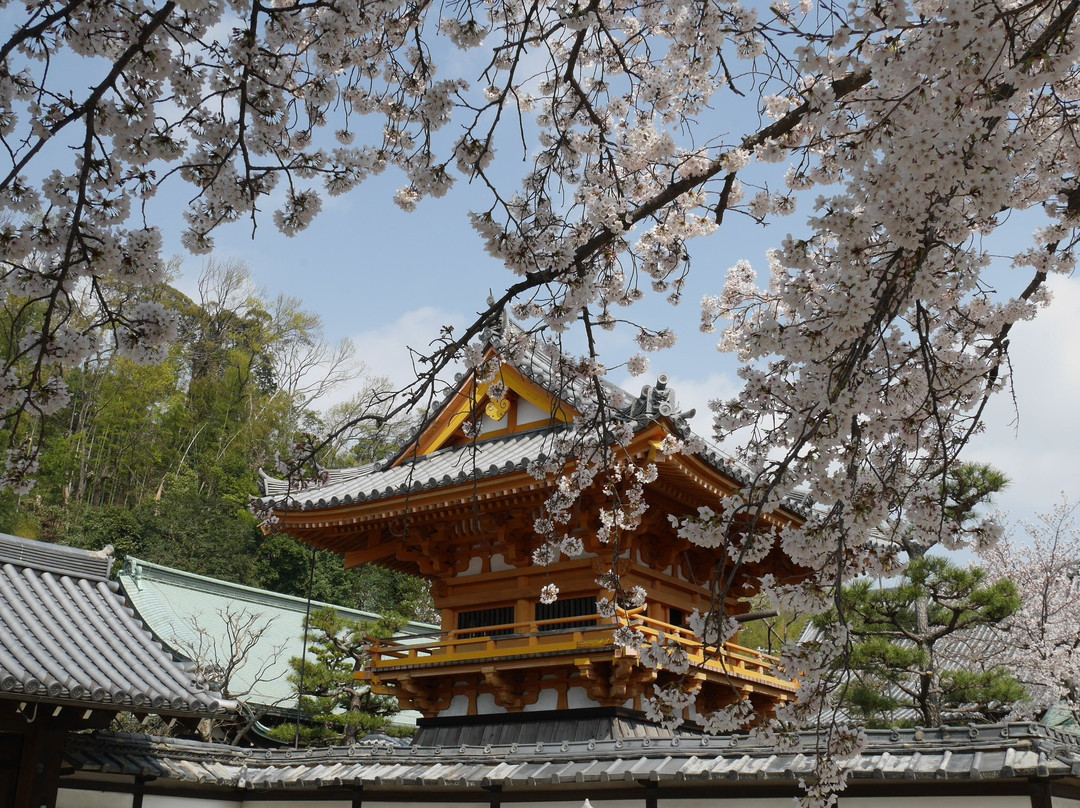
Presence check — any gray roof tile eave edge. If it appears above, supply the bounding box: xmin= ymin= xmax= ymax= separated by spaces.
xmin=67 ymin=722 xmax=1080 ymax=769
xmin=0 ymin=689 xmax=235 ymax=716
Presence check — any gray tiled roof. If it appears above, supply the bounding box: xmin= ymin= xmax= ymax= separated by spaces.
xmin=258 ymin=428 xmax=564 ymax=509
xmin=256 ymin=416 xmax=779 ymax=515
xmin=65 ymin=722 xmax=1080 ymax=790
xmin=0 ymin=533 xmax=234 ymax=716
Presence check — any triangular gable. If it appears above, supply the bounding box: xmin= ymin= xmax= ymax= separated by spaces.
xmin=400 ymin=356 xmax=578 ymax=462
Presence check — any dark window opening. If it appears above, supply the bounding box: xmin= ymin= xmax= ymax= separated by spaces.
xmin=535 ymin=595 xmax=598 ymax=632
xmin=669 ymin=608 xmax=686 ymax=628
xmin=457 ymin=606 xmax=514 ymax=638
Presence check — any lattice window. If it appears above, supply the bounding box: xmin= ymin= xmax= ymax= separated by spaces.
xmin=457 ymin=606 xmax=514 ymax=638
xmin=535 ymin=596 xmax=598 ymax=632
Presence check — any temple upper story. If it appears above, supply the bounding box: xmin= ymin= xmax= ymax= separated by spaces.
xmin=256 ymin=326 xmax=808 ymax=733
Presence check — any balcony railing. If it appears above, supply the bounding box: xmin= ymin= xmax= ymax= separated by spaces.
xmin=362 ymin=609 xmax=796 ymax=693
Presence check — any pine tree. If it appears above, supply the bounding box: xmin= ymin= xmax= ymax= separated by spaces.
xmin=827 ymin=556 xmax=1024 ymax=728
xmin=269 ymin=608 xmax=407 ymax=745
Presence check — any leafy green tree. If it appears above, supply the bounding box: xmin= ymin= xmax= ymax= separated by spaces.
xmin=268 ymin=608 xmax=406 ymax=745
xmin=827 ymin=556 xmax=1024 ymax=728
xmin=65 ymin=506 xmax=144 ymax=560
xmin=132 ymin=470 xmax=265 ymax=584
xmin=255 ymin=534 xmax=435 ymax=618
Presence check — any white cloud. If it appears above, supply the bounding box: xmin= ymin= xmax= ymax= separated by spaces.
xmin=318 ymin=305 xmax=464 ymax=408
xmin=967 ymin=274 xmax=1080 ymax=524
xmin=660 ymin=370 xmax=744 ymax=442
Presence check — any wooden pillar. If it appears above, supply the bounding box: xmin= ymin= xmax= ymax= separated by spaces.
xmin=12 ymin=725 xmax=66 ymax=808
xmin=0 ymin=733 xmax=22 ymax=806
xmin=516 ymin=596 xmax=532 ymax=627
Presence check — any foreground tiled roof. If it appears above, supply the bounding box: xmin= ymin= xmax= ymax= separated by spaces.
xmin=0 ymin=533 xmax=234 ymax=716
xmin=118 ymin=556 xmax=437 ymax=715
xmin=65 ymin=722 xmax=1079 ymax=790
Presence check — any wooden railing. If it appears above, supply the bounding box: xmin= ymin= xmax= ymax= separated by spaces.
xmin=363 ymin=610 xmax=796 ymax=691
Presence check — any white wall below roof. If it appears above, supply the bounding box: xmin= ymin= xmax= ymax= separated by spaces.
xmin=58 ymin=788 xmax=134 ymax=808
xmin=513 ymin=802 xmax=641 ymax=808
xmin=659 ymin=801 xmax=792 ymax=808
xmin=459 ymin=556 xmax=483 ymax=576
xmin=522 ymin=689 xmax=558 ymax=711
xmin=841 ymin=800 xmax=1024 ymax=808
xmin=566 ymin=686 xmax=600 ymax=709
xmin=243 ymin=803 xmax=350 ymax=808
xmin=477 ymin=692 xmax=509 ymax=714
xmin=363 ymin=803 xmax=483 ymax=808
xmin=662 ymin=799 xmax=1027 ymax=808
xmin=145 ymin=797 xmax=242 ymax=808
xmin=443 ymin=694 xmax=470 ymax=716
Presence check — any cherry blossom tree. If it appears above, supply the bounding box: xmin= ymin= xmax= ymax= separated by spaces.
xmin=980 ymin=499 xmax=1080 ymax=720
xmin=4 ymin=0 xmax=1080 ymax=795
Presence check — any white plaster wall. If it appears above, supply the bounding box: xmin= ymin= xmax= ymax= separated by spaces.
xmin=145 ymin=797 xmax=241 ymax=808
xmin=517 ymin=399 xmax=547 ymax=425
xmin=662 ymin=799 xmax=1028 ymax=808
xmin=243 ymin=802 xmax=350 ymax=808
xmin=458 ymin=556 xmax=483 ymax=576
xmin=523 ymin=689 xmax=559 ymax=712
xmin=840 ymin=799 xmax=1024 ymax=808
xmin=1054 ymin=799 xmax=1080 ymax=808
xmin=566 ymin=686 xmax=600 ymax=709
xmin=443 ymin=693 xmax=470 ymax=716
xmin=514 ymin=801 xmax=641 ymax=808
xmin=660 ymin=800 xmax=792 ymax=808
xmin=363 ymin=803 xmax=479 ymax=808
xmin=58 ymin=788 xmax=133 ymax=808
xmin=491 ymin=553 xmax=514 ymax=572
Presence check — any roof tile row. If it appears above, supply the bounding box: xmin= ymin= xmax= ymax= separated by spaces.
xmin=66 ymin=723 xmax=1080 ymax=790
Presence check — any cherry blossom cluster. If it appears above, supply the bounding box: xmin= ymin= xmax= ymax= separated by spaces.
xmin=980 ymin=500 xmax=1080 ymax=719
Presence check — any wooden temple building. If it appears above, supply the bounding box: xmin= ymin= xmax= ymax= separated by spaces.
xmin=257 ymin=327 xmax=807 ymax=739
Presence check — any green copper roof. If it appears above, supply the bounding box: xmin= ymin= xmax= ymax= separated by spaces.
xmin=118 ymin=557 xmax=437 ymax=716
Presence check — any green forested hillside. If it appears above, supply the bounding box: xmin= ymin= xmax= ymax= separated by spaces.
xmin=1 ymin=260 xmax=432 ymax=621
